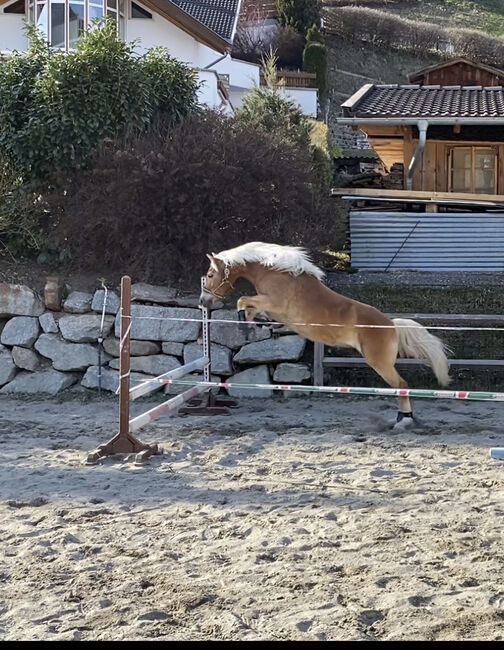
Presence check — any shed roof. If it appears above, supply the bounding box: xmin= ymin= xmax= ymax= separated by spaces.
xmin=342 ymin=84 xmax=504 ymax=119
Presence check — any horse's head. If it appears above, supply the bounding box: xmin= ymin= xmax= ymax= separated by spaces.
xmin=199 ymin=254 xmax=235 ymax=308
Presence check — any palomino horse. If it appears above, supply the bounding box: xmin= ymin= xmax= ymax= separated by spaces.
xmin=199 ymin=242 xmax=451 ymax=427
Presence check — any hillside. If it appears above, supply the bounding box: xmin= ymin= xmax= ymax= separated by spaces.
xmin=323 ymin=0 xmax=504 ymax=146
xmin=323 ymin=0 xmax=504 ymax=36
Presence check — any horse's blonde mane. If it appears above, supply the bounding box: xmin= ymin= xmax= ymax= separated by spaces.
xmin=214 ymin=242 xmax=324 ymax=280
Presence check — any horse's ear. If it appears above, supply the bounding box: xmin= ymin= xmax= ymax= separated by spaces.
xmin=206 ymin=254 xmax=220 ymax=272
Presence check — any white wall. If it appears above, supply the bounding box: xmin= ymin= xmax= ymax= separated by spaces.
xmin=280 ymin=87 xmax=318 ymax=117
xmin=125 ymin=7 xmax=198 ymax=63
xmin=0 ymin=14 xmax=28 ymax=53
xmin=215 ymin=56 xmax=260 ymax=91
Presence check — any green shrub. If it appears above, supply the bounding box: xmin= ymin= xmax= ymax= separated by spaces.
xmin=309 ymin=120 xmax=338 ymax=190
xmin=303 ymin=40 xmax=327 ymax=107
xmin=305 ymin=23 xmax=324 ymax=44
xmin=0 ymin=158 xmax=45 ymax=254
xmin=0 ymin=20 xmax=198 ymax=182
xmin=235 ymin=61 xmax=313 ymax=152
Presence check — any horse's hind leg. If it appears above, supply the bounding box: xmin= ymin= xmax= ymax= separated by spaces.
xmin=362 ymin=338 xmax=414 ymax=428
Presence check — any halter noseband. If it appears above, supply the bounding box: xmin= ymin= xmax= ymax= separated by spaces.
xmin=204 ymin=265 xmax=234 ymax=299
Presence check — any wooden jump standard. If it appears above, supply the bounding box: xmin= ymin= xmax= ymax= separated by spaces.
xmin=86 ymin=275 xmax=233 ymax=465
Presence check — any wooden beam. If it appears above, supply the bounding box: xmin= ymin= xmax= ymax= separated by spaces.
xmin=358 ymin=125 xmax=406 ymax=137
xmin=330 ymin=188 xmax=504 ymax=204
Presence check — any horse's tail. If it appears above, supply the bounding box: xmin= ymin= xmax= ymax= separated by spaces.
xmin=393 ymin=318 xmax=451 ymax=387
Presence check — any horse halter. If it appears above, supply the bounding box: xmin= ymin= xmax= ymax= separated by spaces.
xmin=204 ymin=265 xmax=235 ymax=299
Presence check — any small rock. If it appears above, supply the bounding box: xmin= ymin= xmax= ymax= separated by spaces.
xmin=273 ymin=362 xmax=311 ymax=383
xmin=0 ymin=345 xmax=17 ymax=386
xmin=63 ymin=291 xmax=94 ymax=314
xmin=109 ymin=354 xmax=180 ymax=376
xmin=1 ymin=369 xmax=78 ymax=394
xmin=82 ymin=367 xmax=154 ymax=393
xmin=91 ymin=290 xmax=120 ymax=315
xmin=131 ymin=283 xmax=177 ymax=304
xmin=44 ymin=276 xmax=63 ymax=311
xmin=39 ymin=312 xmax=59 ymax=333
xmin=1 ymin=316 xmax=40 ymax=348
xmin=114 ymin=305 xmax=201 ymax=342
xmin=172 ymin=296 xmax=201 ymax=308
xmin=103 ymin=338 xmax=161 ymax=358
xmin=210 ymin=309 xmax=270 ymax=350
xmin=35 ymin=333 xmax=109 ymax=371
xmin=0 ymin=283 xmax=44 ymax=317
xmin=12 ymin=346 xmax=40 ymax=372
xmin=234 ymin=335 xmax=306 ymax=365
xmin=184 ymin=342 xmax=233 ymax=375
xmin=162 ymin=341 xmax=184 ymax=357
xmin=81 ymin=366 xmax=119 ymax=392
xmin=226 ymin=365 xmax=271 ymax=398
xmin=59 ymin=314 xmax=115 ymax=342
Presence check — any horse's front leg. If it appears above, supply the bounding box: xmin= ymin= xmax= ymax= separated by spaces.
xmin=236 ymin=295 xmax=279 ymax=337
xmin=237 ymin=295 xmax=277 ymax=322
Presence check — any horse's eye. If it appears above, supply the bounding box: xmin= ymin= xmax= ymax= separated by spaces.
xmin=207 ymin=273 xmax=213 ymax=278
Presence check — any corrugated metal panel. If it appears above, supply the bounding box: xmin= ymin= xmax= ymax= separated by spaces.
xmin=350 ymin=211 xmax=504 ymax=270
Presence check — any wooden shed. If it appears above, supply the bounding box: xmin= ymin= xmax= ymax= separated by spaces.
xmin=408 ymin=58 xmax=504 ymax=87
xmin=334 ymin=59 xmax=504 ymax=271
xmin=339 ymin=84 xmax=504 ymax=194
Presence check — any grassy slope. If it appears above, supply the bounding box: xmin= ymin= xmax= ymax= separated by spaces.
xmin=324 ymin=0 xmax=504 ymax=101
xmin=389 ymin=0 xmax=504 ymax=37
xmin=323 ymin=0 xmax=504 ymax=36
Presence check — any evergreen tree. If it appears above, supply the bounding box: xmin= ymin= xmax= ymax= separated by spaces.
xmin=276 ymin=0 xmax=321 ymax=35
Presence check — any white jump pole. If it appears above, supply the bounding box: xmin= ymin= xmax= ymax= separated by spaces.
xmin=130 ymin=356 xmax=209 ymax=401
xmin=129 ymin=384 xmax=208 ymax=433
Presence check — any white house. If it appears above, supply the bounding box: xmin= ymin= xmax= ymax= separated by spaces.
xmin=0 ymin=0 xmax=318 ymax=115
xmin=0 ymin=0 xmax=262 ymax=114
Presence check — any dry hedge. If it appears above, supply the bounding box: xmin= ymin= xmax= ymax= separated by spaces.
xmin=49 ymin=113 xmax=339 ymax=286
xmin=324 ymin=6 xmax=504 ymax=65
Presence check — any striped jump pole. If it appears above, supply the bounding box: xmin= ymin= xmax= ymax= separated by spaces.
xmin=155 ymin=378 xmax=504 ymax=402
xmin=129 ymin=384 xmax=208 ymax=433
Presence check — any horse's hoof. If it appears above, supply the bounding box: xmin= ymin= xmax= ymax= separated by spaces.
xmin=392 ymin=413 xmax=415 ymax=430
xmin=253 ymin=316 xmax=272 ymax=329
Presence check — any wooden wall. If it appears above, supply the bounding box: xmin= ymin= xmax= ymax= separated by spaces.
xmin=411 ymin=61 xmax=504 ymax=87
xmin=404 ymin=138 xmax=504 ymax=194
xmin=360 ymin=124 xmax=504 ymax=192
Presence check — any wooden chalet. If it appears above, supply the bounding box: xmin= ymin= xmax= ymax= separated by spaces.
xmin=334 ymin=58 xmax=504 ymax=271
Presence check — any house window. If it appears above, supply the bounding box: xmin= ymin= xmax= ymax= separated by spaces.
xmin=4 ymin=0 xmax=26 ymax=13
xmin=449 ymin=146 xmax=498 ymax=194
xmin=131 ymin=1 xmax=151 ymax=18
xmin=28 ymin=0 xmax=124 ymax=51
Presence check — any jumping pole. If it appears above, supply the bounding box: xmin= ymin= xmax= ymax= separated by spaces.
xmin=178 ymin=276 xmax=238 ymax=415
xmin=86 ymin=275 xmax=237 ymax=465
xmin=86 ymin=276 xmax=160 ymax=465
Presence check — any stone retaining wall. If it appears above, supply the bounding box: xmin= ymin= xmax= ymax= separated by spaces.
xmin=0 ymin=282 xmax=312 ymax=397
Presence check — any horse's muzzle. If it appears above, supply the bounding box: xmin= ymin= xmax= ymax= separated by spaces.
xmin=199 ymin=290 xmax=214 ymax=309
